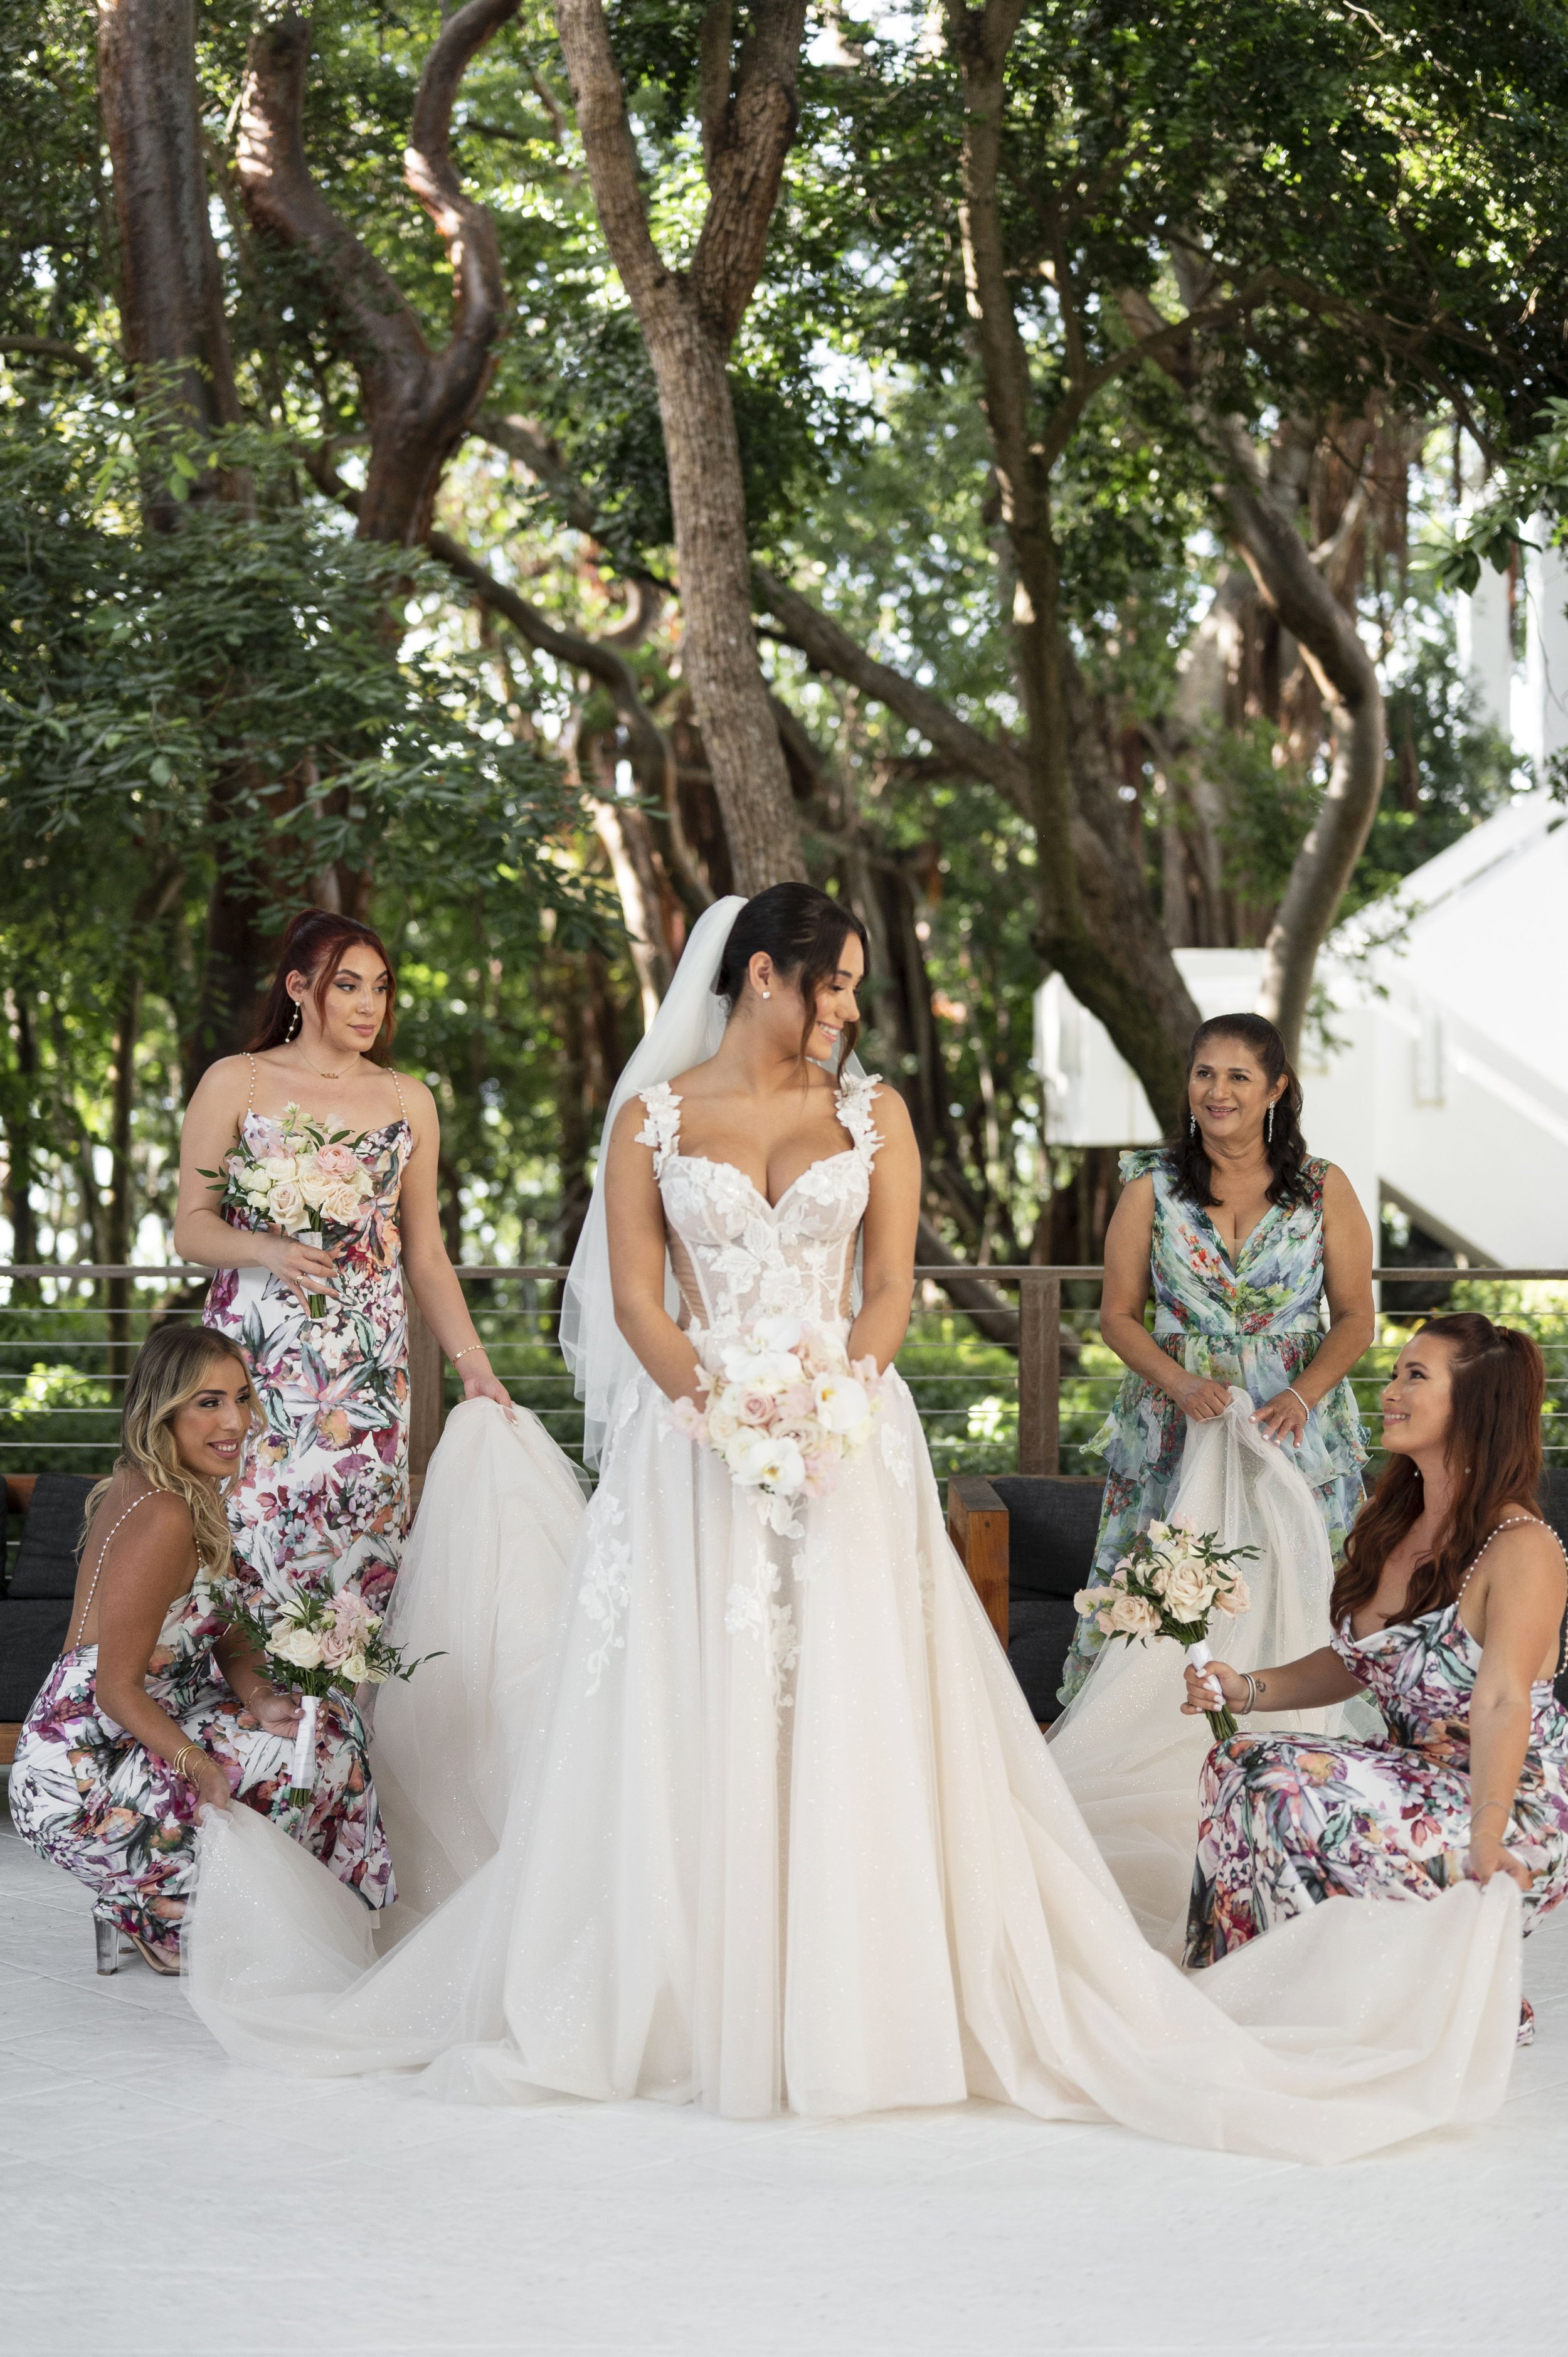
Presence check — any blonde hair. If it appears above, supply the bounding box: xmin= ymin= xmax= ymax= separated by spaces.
xmin=85 ymin=1325 xmax=254 ymax=1578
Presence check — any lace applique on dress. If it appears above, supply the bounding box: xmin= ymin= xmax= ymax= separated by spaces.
xmin=834 ymin=1071 xmax=884 ymax=1167
xmin=724 ymin=1564 xmax=801 ymax=1720
xmin=636 ymin=1083 xmax=682 ymax=1178
xmin=580 ymin=1493 xmax=632 ymax=1695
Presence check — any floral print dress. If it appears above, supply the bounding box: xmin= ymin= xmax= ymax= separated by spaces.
xmin=1059 ymin=1148 xmax=1367 ymax=1705
xmin=1184 ymin=1527 xmax=1568 ymax=2024
xmin=9 ymin=1580 xmax=393 ymax=1966
xmin=203 ymin=1066 xmax=412 ymax=1620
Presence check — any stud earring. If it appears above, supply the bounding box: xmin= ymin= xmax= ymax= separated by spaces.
xmin=761 ymin=989 xmax=771 ymax=1000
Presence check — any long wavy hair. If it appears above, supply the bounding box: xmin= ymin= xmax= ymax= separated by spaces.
xmin=1165 ymin=1012 xmax=1310 ymax=1209
xmin=249 ymin=909 xmax=397 ymax=1059
xmin=84 ymin=1325 xmax=254 ymax=1579
xmin=715 ymin=884 xmax=872 ymax=1067
xmin=1329 ymin=1313 xmax=1546 ymax=1629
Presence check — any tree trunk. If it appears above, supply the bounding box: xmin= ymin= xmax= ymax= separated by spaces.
xmin=3 ymin=982 xmax=40 ymax=1291
xmin=552 ymin=0 xmax=807 ymax=894
xmin=642 ymin=314 xmax=803 ymax=892
xmin=95 ymin=0 xmax=248 ymax=514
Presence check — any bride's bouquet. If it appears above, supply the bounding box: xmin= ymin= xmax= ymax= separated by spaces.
xmin=202 ymin=1104 xmax=374 ymax=1318
xmin=1073 ymin=1518 xmax=1257 ymax=1742
xmin=219 ymin=1580 xmax=437 ymax=1805
xmin=668 ymin=1313 xmax=885 ymax=1537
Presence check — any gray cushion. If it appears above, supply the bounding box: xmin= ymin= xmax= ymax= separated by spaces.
xmin=1007 ymin=1596 xmax=1079 ymax=1724
xmin=0 ymin=1597 xmax=73 ymax=1720
xmin=8 ymin=1474 xmax=95 ymax=1600
xmin=990 ymin=1475 xmax=1104 ymax=1602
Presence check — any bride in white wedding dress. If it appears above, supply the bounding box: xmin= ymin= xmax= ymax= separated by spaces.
xmin=188 ymin=887 xmax=1524 ymax=2160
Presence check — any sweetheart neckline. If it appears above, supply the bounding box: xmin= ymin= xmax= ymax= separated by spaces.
xmin=663 ymin=1147 xmax=861 ymax=1217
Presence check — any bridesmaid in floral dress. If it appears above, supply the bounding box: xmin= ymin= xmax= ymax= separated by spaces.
xmin=1059 ymin=1014 xmax=1374 ymax=1706
xmin=9 ymin=1325 xmax=392 ymax=1971
xmin=176 ymin=911 xmax=511 ymax=1620
xmin=1183 ymin=1315 xmax=1568 ymax=2040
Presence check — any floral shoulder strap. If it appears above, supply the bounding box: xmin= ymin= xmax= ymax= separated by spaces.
xmin=835 ymin=1069 xmax=884 ymax=1167
xmin=635 ymin=1083 xmax=682 ymax=1178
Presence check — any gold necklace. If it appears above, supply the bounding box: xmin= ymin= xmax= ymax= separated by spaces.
xmin=291 ymin=1046 xmax=357 ymax=1081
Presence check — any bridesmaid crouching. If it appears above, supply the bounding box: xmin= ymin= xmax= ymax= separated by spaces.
xmin=1184 ymin=1314 xmax=1568 ymax=2039
xmin=8 ymin=1325 xmax=393 ymax=1974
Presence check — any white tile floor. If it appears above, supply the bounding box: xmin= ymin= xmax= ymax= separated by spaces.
xmin=3 ymin=1806 xmax=1567 ymax=2357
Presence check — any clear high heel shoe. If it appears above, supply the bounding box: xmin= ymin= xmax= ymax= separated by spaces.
xmin=93 ymin=1913 xmax=122 ymax=1976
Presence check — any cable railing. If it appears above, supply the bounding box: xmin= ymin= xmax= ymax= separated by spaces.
xmin=4 ymin=1261 xmax=1567 ymax=1489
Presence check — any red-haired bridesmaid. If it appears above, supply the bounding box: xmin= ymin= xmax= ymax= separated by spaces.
xmin=176 ymin=911 xmax=511 ymax=1618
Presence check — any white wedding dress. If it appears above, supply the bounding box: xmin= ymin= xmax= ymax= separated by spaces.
xmin=188 ymin=1067 xmax=1525 ymax=2161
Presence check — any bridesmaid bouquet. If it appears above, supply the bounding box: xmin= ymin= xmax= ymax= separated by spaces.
xmin=202 ymin=1104 xmax=374 ymax=1318
xmin=1073 ymin=1520 xmax=1258 ymax=1741
xmin=219 ymin=1580 xmax=436 ymax=1805
xmin=667 ymin=1313 xmax=886 ymax=1537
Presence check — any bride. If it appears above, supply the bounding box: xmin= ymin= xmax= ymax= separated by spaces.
xmin=188 ymin=887 xmax=1523 ymax=2159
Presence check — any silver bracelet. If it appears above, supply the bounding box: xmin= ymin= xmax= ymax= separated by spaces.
xmin=1285 ymin=1385 xmax=1310 ymax=1415
xmin=1239 ymin=1671 xmax=1258 ymax=1715
xmin=452 ymin=1343 xmax=487 ymax=1364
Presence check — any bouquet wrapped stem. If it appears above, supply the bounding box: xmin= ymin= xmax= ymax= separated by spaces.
xmin=1180 ymin=1635 xmax=1238 ymax=1745
xmin=286 ymin=1693 xmax=320 ymax=1808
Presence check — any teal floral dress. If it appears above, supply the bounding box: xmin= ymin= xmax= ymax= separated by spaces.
xmin=1184 ymin=1527 xmax=1568 ymax=2037
xmin=1059 ymin=1149 xmax=1367 ymax=1706
xmin=203 ymin=1083 xmax=412 ymax=1621
xmin=8 ymin=1580 xmax=393 ymax=1967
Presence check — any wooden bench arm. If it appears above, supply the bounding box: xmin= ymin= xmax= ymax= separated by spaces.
xmin=947 ymin=1475 xmax=1008 ymax=1648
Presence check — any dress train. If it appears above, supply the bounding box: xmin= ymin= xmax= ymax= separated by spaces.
xmin=186 ymin=1397 xmax=1522 ymax=2163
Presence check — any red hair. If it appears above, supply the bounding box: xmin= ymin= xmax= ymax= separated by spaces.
xmin=249 ymin=911 xmax=397 ymax=1060
xmin=1330 ymin=1313 xmax=1545 ymax=1629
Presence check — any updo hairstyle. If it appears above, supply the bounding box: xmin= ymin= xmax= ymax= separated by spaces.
xmin=714 ymin=884 xmax=871 ymax=1067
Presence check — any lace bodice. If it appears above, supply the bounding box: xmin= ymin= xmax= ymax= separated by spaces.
xmin=637 ymin=1073 xmax=883 ymax=1353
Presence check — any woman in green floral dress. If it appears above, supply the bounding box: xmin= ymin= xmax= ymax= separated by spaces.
xmin=1059 ymin=1015 xmax=1374 ymax=1707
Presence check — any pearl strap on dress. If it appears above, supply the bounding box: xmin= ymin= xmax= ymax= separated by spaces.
xmin=1455 ymin=1514 xmax=1568 ymax=1675
xmin=69 ymin=1489 xmax=161 ymax=1651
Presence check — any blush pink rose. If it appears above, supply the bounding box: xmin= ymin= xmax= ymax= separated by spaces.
xmin=313 ymin=1143 xmax=361 ymax=1182
xmin=737 ymin=1389 xmax=775 ymax=1426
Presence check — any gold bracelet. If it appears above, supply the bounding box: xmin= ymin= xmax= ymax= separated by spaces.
xmin=169 ymin=1742 xmax=196 ymax=1779
xmin=451 ymin=1343 xmax=487 ymax=1364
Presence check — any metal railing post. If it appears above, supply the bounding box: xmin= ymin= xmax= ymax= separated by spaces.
xmin=1017 ymin=1269 xmax=1061 ymax=1475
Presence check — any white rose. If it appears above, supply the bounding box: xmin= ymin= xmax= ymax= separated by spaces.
xmin=242 ymin=1171 xmax=272 ymax=1202
xmin=319 ymin=1180 xmax=362 ymax=1224
xmin=1105 ymin=1591 xmax=1161 ymax=1636
xmin=262 ymin=1155 xmax=299 ymax=1182
xmin=706 ymin=1403 xmax=741 ymax=1446
xmin=339 ymin=1651 xmax=369 ymax=1683
xmin=1214 ymin=1574 xmax=1252 ymax=1618
xmin=1160 ymin=1562 xmax=1216 ymax=1621
xmin=299 ymin=1170 xmax=333 ymax=1212
xmin=268 ymin=1180 xmax=305 ymax=1227
xmin=812 ymin=1371 xmax=869 ymax=1435
xmin=267 ymin=1623 xmax=325 ymax=1669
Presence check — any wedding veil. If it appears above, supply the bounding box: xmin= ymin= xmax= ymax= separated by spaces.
xmin=559 ymin=894 xmax=746 ymax=1466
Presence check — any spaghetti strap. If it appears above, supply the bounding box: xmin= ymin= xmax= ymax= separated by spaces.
xmin=389 ymin=1068 xmax=409 ymax=1126
xmin=70 ymin=1488 xmax=161 ymax=1651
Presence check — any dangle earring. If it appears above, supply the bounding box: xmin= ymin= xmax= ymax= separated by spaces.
xmin=1189 ymin=1113 xmax=1197 ymax=1137
xmin=1266 ymin=1103 xmax=1275 ymax=1145
xmin=287 ymin=1000 xmax=302 ymax=1041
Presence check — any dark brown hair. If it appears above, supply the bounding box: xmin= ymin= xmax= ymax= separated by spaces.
xmin=1330 ymin=1313 xmax=1546 ymax=1629
xmin=1167 ymin=1012 xmax=1310 ymax=1209
xmin=714 ymin=884 xmax=871 ymax=1067
xmin=249 ymin=911 xmax=397 ymax=1059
